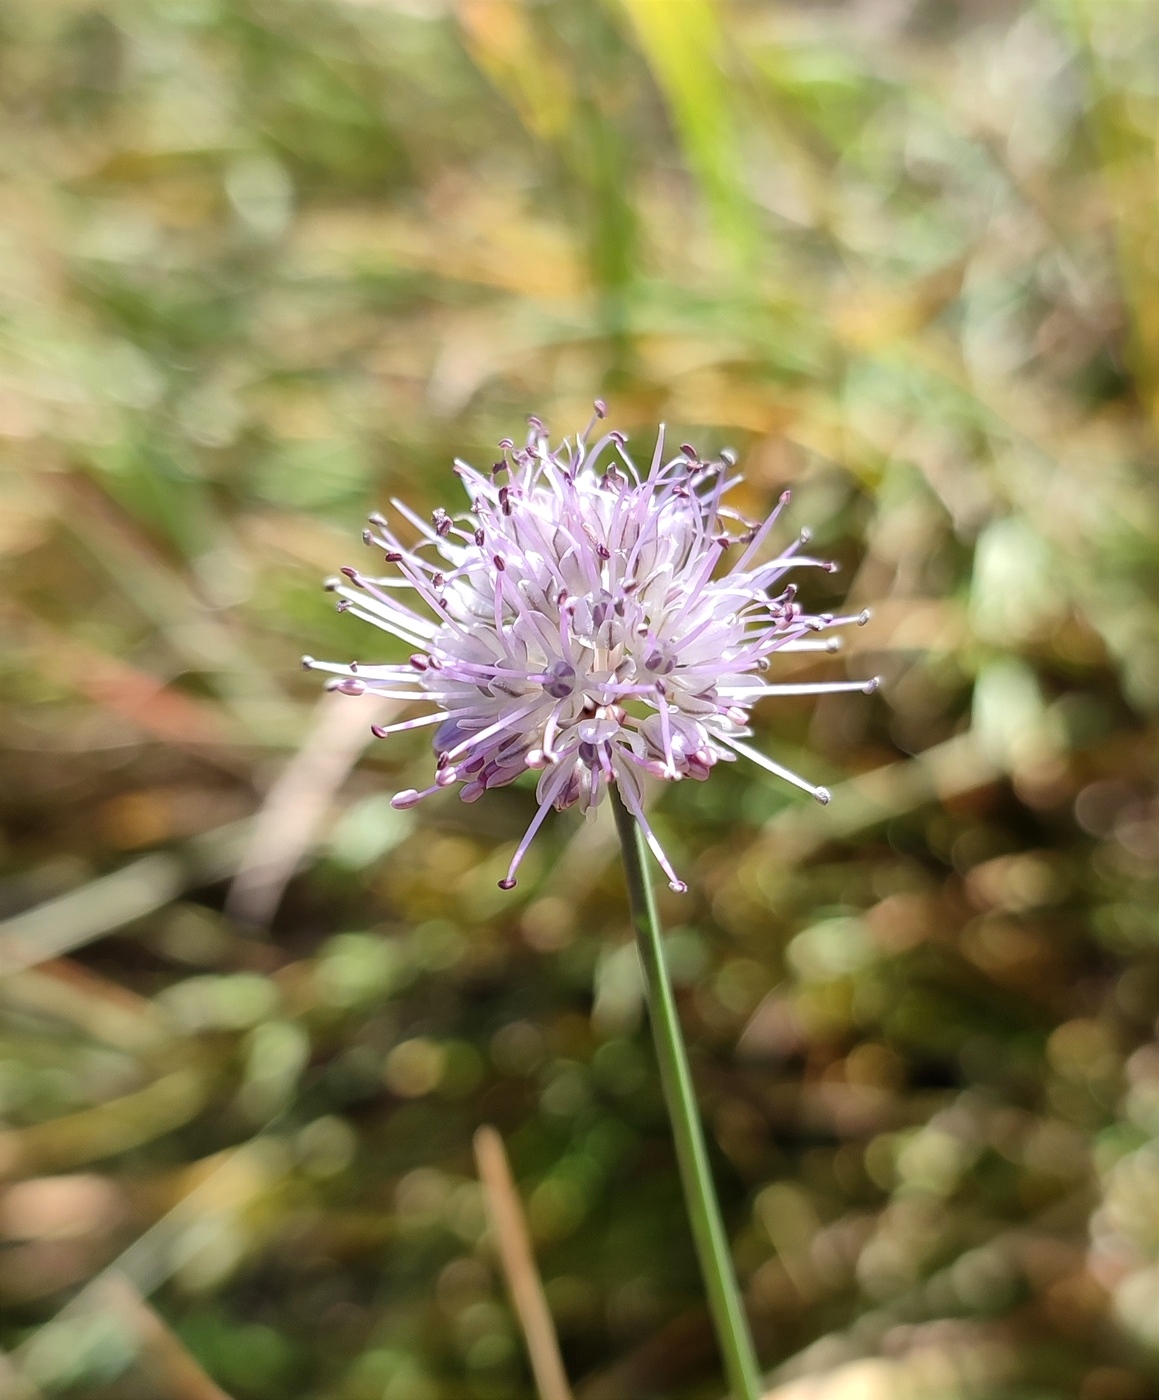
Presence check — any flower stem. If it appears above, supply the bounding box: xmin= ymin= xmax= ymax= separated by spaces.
xmin=610 ymin=791 xmax=763 ymax=1400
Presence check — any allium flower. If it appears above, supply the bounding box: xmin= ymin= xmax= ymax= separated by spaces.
xmin=305 ymin=409 xmax=877 ymax=891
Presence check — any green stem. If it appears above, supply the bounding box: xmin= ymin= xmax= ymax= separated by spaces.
xmin=610 ymin=790 xmax=763 ymax=1400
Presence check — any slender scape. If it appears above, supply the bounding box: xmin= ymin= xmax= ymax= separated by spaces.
xmin=611 ymin=790 xmax=763 ymax=1400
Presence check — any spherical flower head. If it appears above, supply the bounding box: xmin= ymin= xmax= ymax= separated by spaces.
xmin=306 ymin=409 xmax=877 ymax=891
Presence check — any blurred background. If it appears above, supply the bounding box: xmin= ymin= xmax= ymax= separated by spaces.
xmin=2 ymin=0 xmax=1159 ymax=1396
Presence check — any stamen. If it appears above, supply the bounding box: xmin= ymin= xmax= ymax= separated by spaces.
xmin=718 ymin=735 xmax=832 ymax=804
xmin=498 ymin=758 xmax=576 ymax=888
xmin=391 ymin=784 xmax=441 ymax=810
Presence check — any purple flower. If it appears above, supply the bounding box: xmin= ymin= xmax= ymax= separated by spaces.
xmin=305 ymin=409 xmax=877 ymax=891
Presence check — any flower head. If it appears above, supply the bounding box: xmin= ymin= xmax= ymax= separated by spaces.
xmin=305 ymin=409 xmax=877 ymax=891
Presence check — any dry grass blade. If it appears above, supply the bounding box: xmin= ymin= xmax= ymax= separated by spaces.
xmin=91 ymin=1274 xmax=234 ymax=1400
xmin=9 ymin=607 xmax=240 ymax=757
xmin=58 ymin=478 xmax=298 ymax=739
xmin=474 ymin=1125 xmax=574 ymax=1400
xmin=225 ymin=691 xmax=393 ymax=928
xmin=0 ymin=823 xmax=250 ymax=975
xmin=0 ymin=1352 xmax=41 ymax=1400
xmin=0 ymin=959 xmax=171 ymax=1053
xmin=13 ymin=1137 xmax=289 ymax=1388
xmin=0 ymin=1069 xmax=213 ymax=1180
